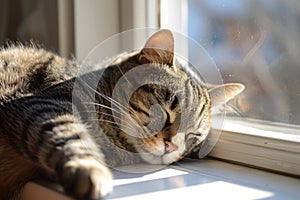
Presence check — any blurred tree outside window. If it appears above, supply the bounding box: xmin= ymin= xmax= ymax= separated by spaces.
xmin=188 ymin=0 xmax=300 ymax=126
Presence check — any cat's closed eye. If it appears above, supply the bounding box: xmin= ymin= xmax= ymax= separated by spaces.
xmin=188 ymin=132 xmax=202 ymax=137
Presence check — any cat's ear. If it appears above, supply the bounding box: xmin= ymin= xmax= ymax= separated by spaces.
xmin=208 ymin=83 xmax=245 ymax=107
xmin=138 ymin=29 xmax=174 ymax=67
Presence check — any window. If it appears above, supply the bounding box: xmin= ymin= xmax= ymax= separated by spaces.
xmin=188 ymin=0 xmax=300 ymax=126
xmin=161 ymin=0 xmax=300 ymax=176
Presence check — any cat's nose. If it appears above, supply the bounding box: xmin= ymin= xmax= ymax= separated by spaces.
xmin=164 ymin=140 xmax=178 ymax=152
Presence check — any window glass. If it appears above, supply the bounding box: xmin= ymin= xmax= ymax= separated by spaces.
xmin=188 ymin=0 xmax=300 ymax=125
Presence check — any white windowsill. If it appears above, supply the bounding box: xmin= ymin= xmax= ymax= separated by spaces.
xmin=22 ymin=158 xmax=300 ymax=200
xmin=210 ymin=117 xmax=300 ymax=176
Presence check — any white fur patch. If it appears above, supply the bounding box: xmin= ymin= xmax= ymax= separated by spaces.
xmin=162 ymin=132 xmax=186 ymax=164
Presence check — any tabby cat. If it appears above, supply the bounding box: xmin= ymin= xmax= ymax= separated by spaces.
xmin=0 ymin=30 xmax=244 ymax=200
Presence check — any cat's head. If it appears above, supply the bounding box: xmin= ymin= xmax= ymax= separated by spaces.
xmin=108 ymin=30 xmax=244 ymax=164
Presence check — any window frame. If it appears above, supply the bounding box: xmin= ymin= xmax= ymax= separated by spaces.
xmin=73 ymin=0 xmax=159 ymax=61
xmin=159 ymin=0 xmax=300 ymax=176
xmin=210 ymin=118 xmax=300 ymax=176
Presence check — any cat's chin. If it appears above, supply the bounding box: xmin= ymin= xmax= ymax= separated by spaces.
xmin=138 ymin=151 xmax=184 ymax=165
xmin=138 ymin=149 xmax=186 ymax=165
xmin=136 ymin=132 xmax=187 ymax=165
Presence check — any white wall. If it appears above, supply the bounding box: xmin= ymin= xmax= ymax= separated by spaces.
xmin=74 ymin=0 xmax=120 ymax=61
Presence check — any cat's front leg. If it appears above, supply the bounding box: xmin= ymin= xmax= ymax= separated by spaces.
xmin=0 ymin=97 xmax=113 ymax=199
xmin=61 ymin=158 xmax=112 ymax=198
xmin=52 ymin=122 xmax=113 ymax=200
xmin=57 ymin=147 xmax=113 ymax=199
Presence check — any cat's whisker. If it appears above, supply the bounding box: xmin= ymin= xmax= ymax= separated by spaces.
xmin=77 ymin=110 xmax=134 ymax=127
xmin=97 ymin=111 xmax=144 ymax=132
xmin=76 ymin=110 xmax=98 ymax=114
xmin=76 ymin=77 xmax=117 ymax=105
xmin=83 ymin=102 xmax=143 ymax=131
xmin=83 ymin=102 xmax=130 ymax=119
xmin=80 ymin=75 xmax=150 ymax=131
xmin=78 ymin=77 xmax=145 ymax=127
xmin=85 ymin=102 xmax=145 ymax=132
xmin=91 ymin=81 xmax=146 ymax=127
xmin=116 ymin=64 xmax=133 ymax=88
xmin=97 ymin=111 xmax=123 ymax=122
xmin=93 ymin=123 xmax=150 ymax=140
xmin=76 ymin=109 xmax=124 ymax=122
xmin=79 ymin=77 xmax=131 ymax=114
xmin=95 ymin=92 xmax=145 ymax=128
xmin=89 ymin=119 xmax=141 ymax=135
xmin=93 ymin=123 xmax=123 ymax=137
xmin=114 ymin=63 xmax=147 ymax=128
xmin=226 ymin=104 xmax=244 ymax=117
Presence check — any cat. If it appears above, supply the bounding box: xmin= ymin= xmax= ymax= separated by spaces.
xmin=0 ymin=29 xmax=244 ymax=200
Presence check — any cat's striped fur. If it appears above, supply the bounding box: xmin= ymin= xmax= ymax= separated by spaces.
xmin=0 ymin=30 xmax=244 ymax=199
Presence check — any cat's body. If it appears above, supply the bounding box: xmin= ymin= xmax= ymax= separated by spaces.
xmin=0 ymin=30 xmax=244 ymax=199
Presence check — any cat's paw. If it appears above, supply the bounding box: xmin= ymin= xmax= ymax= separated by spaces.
xmin=59 ymin=158 xmax=113 ymax=200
